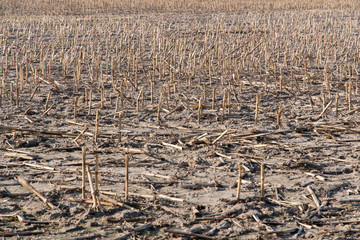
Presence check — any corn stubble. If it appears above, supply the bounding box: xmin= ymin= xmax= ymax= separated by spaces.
xmin=1 ymin=0 xmax=360 ymax=239
xmin=1 ymin=3 xmax=358 ymax=127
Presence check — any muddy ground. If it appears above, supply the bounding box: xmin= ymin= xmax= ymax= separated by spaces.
xmin=1 ymin=10 xmax=360 ymax=240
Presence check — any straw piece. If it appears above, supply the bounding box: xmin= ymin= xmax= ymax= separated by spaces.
xmin=161 ymin=142 xmax=183 ymax=150
xmin=42 ymin=102 xmax=55 ymax=116
xmin=212 ymin=129 xmax=228 ymax=145
xmin=260 ymin=163 xmax=265 ymax=200
xmin=215 ymin=152 xmax=232 ymax=159
xmin=73 ymin=126 xmax=88 ymax=142
xmin=86 ymin=165 xmax=103 ymax=211
xmin=236 ymin=165 xmax=242 ymax=200
xmin=276 ymin=104 xmax=284 ymax=128
xmin=74 ymin=96 xmax=78 ymax=120
xmin=82 ymin=147 xmax=86 ymax=199
xmin=306 ymin=186 xmax=321 ymax=208
xmin=252 ymin=214 xmax=274 ymax=232
xmin=198 ymin=96 xmax=202 ymax=124
xmin=95 ymin=154 xmax=99 ymax=192
xmin=95 ymin=110 xmax=99 ymax=142
xmin=44 ymin=92 xmax=51 ymax=112
xmin=28 ymin=84 xmax=40 ymax=101
xmin=100 ymin=194 xmax=137 ymax=211
xmin=318 ymin=99 xmax=333 ymax=118
xmin=125 ymin=155 xmax=129 ymax=202
xmin=157 ymin=194 xmax=184 ymax=202
xmin=23 ymin=162 xmax=55 ymax=171
xmin=17 ymin=176 xmax=56 ymax=209
xmin=68 ymin=198 xmax=113 ymax=206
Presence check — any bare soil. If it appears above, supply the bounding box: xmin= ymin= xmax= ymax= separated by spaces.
xmin=1 ymin=10 xmax=360 ymax=240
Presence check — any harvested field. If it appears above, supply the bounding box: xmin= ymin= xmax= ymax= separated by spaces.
xmin=1 ymin=1 xmax=360 ymax=239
